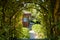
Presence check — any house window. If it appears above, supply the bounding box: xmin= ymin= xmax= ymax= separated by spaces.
xmin=23 ymin=17 xmax=28 ymax=22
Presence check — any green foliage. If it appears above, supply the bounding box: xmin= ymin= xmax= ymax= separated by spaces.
xmin=58 ymin=36 xmax=60 ymax=40
xmin=32 ymin=24 xmax=47 ymax=38
xmin=0 ymin=25 xmax=11 ymax=40
xmin=0 ymin=0 xmax=23 ymax=39
xmin=21 ymin=27 xmax=30 ymax=38
xmin=57 ymin=22 xmax=60 ymax=34
xmin=16 ymin=27 xmax=30 ymax=39
xmin=32 ymin=24 xmax=45 ymax=33
xmin=0 ymin=0 xmax=60 ymax=39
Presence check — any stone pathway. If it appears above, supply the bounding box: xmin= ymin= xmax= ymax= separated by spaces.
xmin=29 ymin=30 xmax=38 ymax=39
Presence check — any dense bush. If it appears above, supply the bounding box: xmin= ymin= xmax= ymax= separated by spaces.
xmin=32 ymin=24 xmax=47 ymax=39
xmin=16 ymin=27 xmax=30 ymax=39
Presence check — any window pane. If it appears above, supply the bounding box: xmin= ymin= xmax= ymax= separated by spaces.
xmin=23 ymin=18 xmax=28 ymax=22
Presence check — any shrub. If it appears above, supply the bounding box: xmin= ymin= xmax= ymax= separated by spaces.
xmin=16 ymin=27 xmax=30 ymax=39
xmin=32 ymin=24 xmax=47 ymax=39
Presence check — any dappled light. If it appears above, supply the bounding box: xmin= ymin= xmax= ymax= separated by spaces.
xmin=0 ymin=0 xmax=60 ymax=40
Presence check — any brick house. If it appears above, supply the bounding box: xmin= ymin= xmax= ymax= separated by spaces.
xmin=22 ymin=11 xmax=31 ymax=27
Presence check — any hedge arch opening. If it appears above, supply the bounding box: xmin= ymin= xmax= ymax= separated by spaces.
xmin=5 ymin=1 xmax=51 ymax=39
xmin=13 ymin=2 xmax=49 ymax=39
